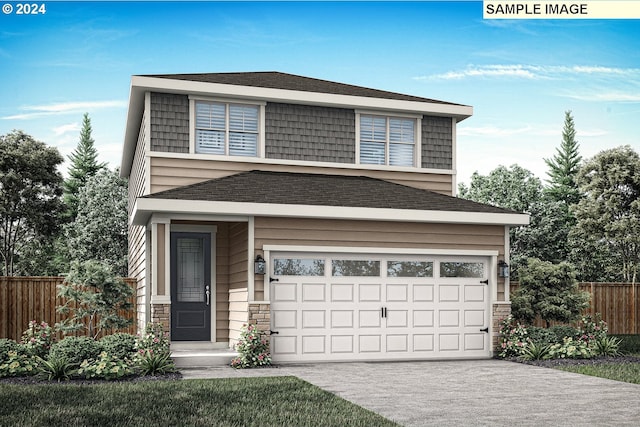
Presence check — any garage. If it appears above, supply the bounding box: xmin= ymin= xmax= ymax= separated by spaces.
xmin=269 ymin=251 xmax=492 ymax=362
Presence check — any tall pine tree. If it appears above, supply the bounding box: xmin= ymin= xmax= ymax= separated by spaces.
xmin=544 ymin=110 xmax=582 ymax=205
xmin=63 ymin=113 xmax=106 ymax=219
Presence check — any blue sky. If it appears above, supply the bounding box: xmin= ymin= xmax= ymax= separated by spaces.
xmin=1 ymin=1 xmax=639 ymax=185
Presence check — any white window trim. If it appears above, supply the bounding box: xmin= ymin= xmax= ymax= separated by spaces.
xmin=189 ymin=96 xmax=266 ymax=157
xmin=355 ymin=110 xmax=422 ymax=167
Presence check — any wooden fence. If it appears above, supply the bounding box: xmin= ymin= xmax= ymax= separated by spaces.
xmin=0 ymin=276 xmax=137 ymax=342
xmin=510 ymin=282 xmax=639 ymax=335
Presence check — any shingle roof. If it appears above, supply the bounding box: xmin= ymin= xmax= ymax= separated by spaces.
xmin=142 ymin=71 xmax=464 ymax=106
xmin=143 ymin=170 xmax=518 ymax=215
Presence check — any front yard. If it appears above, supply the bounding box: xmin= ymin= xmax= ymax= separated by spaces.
xmin=0 ymin=376 xmax=399 ymax=427
xmin=556 ymin=360 xmax=640 ymax=384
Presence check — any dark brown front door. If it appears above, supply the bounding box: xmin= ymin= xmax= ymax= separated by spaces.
xmin=170 ymin=232 xmax=211 ymax=341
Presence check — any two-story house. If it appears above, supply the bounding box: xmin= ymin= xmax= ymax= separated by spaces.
xmin=120 ymin=72 xmax=529 ymax=363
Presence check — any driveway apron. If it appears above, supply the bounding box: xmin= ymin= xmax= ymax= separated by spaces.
xmin=181 ymin=359 xmax=640 ymax=426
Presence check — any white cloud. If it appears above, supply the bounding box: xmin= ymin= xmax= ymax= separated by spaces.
xmin=52 ymin=122 xmax=81 ymax=136
xmin=415 ymin=64 xmax=640 ymax=81
xmin=2 ymin=100 xmax=127 ymax=120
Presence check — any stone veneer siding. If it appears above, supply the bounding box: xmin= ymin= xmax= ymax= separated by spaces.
xmin=151 ymin=303 xmax=171 ymax=339
xmin=492 ymin=302 xmax=511 ymax=353
xmin=248 ymin=303 xmax=271 ymax=334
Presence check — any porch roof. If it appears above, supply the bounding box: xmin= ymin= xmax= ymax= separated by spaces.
xmin=133 ymin=171 xmax=529 ymax=227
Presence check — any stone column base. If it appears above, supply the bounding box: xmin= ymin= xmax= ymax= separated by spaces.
xmin=151 ymin=303 xmax=171 ymax=340
xmin=248 ymin=303 xmax=271 ymax=336
xmin=492 ymin=302 xmax=511 ymax=352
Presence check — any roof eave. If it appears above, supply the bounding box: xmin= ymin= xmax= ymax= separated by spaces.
xmin=131 ymin=198 xmax=530 ymax=227
xmin=120 ymin=82 xmax=146 ymax=178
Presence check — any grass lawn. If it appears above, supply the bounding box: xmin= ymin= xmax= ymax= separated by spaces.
xmin=556 ymin=361 xmax=640 ymax=385
xmin=0 ymin=376 xmax=398 ymax=427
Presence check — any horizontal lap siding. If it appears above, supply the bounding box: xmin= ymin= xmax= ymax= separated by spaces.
xmin=228 ymin=223 xmax=248 ymax=344
xmin=255 ymin=218 xmax=504 ymax=249
xmin=149 ymin=157 xmax=454 ymax=195
xmin=254 ymin=217 xmax=507 ymax=299
xmin=215 ymin=224 xmax=230 ymax=342
xmin=129 ymin=108 xmax=149 ymax=330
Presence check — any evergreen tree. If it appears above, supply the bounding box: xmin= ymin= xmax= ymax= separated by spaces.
xmin=544 ymin=110 xmax=582 ymax=205
xmin=63 ymin=113 xmax=106 ymax=219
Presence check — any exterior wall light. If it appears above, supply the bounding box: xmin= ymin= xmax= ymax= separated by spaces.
xmin=254 ymin=254 xmax=266 ymax=275
xmin=498 ymin=260 xmax=509 ymax=278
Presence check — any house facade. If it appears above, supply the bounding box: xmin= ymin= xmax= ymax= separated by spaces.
xmin=120 ymin=72 xmax=529 ymax=362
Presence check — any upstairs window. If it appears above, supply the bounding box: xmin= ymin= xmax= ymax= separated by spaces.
xmin=195 ymin=101 xmax=259 ymax=157
xmin=359 ymin=115 xmax=416 ymax=166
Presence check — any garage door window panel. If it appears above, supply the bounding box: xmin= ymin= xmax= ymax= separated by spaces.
xmin=439 ymin=262 xmax=484 ymax=278
xmin=273 ymin=258 xmax=325 ymax=276
xmin=387 ymin=261 xmax=433 ymax=277
xmin=332 ymin=260 xmax=380 ymax=277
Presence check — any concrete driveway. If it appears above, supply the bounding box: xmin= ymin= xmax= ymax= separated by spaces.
xmin=182 ymin=359 xmax=640 ymax=426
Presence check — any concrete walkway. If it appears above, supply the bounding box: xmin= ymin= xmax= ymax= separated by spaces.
xmin=181 ymin=359 xmax=640 ymax=426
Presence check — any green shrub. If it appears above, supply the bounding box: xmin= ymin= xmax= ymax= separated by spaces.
xmin=577 ymin=314 xmax=608 ymax=343
xmin=21 ymin=321 xmax=56 ymax=358
xmin=0 ymin=351 xmax=39 ymax=377
xmin=133 ymin=323 xmax=176 ymax=376
xmin=79 ymin=351 xmax=134 ymax=380
xmin=613 ymin=335 xmax=640 ymax=354
xmin=101 ymin=333 xmax=137 ymax=360
xmin=520 ymin=341 xmax=552 ymax=361
xmin=0 ymin=339 xmax=23 ymax=363
xmin=592 ymin=336 xmax=622 ymax=357
xmin=135 ymin=351 xmax=176 ymax=376
xmin=50 ymin=336 xmax=103 ymax=365
xmin=230 ymin=323 xmax=272 ymax=368
xmin=549 ymin=325 xmax=580 ymax=343
xmin=548 ymin=337 xmax=593 ymax=359
xmin=135 ymin=323 xmax=170 ymax=357
xmin=37 ymin=355 xmax=77 ymax=382
xmin=497 ymin=316 xmax=529 ymax=358
xmin=526 ymin=326 xmax=558 ymax=346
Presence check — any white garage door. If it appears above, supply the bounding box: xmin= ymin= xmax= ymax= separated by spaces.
xmin=269 ymin=253 xmax=491 ymax=362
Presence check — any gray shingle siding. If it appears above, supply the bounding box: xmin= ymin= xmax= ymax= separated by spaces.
xmin=150 ymin=93 xmax=189 ymax=153
xmin=147 ymin=94 xmax=453 ymax=170
xmin=422 ymin=116 xmax=452 ymax=169
xmin=265 ymin=103 xmax=356 ymax=163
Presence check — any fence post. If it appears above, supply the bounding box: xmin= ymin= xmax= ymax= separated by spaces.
xmin=634 ymin=281 xmax=637 ymax=335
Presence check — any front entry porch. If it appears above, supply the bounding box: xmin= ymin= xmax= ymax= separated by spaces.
xmin=145 ymin=217 xmax=257 ymax=353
